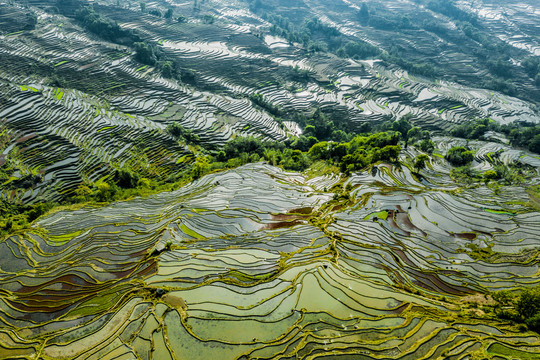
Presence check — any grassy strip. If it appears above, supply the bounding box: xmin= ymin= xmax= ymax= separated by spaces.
xmin=54 ymin=60 xmax=70 ymax=67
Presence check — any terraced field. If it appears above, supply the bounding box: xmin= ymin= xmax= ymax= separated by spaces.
xmin=2 ymin=0 xmax=540 ymax=204
xmin=1 ymin=152 xmax=540 ymax=359
xmin=1 ymin=0 xmax=540 ymax=359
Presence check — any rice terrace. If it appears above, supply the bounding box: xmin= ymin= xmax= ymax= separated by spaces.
xmin=1 ymin=0 xmax=540 ymax=359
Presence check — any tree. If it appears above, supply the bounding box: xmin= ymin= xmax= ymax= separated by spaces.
xmin=358 ymin=3 xmax=370 ymax=25
xmin=377 ymin=145 xmax=401 ymax=162
xmin=25 ymin=13 xmax=38 ymax=30
xmin=183 ymin=130 xmax=200 ymax=145
xmin=75 ymin=184 xmax=92 ymax=201
xmin=167 ymin=122 xmax=185 ymax=139
xmin=291 ymin=136 xmax=317 ymax=152
xmin=303 ymin=125 xmax=317 ymax=137
xmin=161 ymin=61 xmax=174 ymax=78
xmin=95 ymin=182 xmax=113 ymax=202
xmin=445 ymin=146 xmax=474 ymax=166
xmin=483 ymin=170 xmax=499 ymax=180
xmin=165 ymin=8 xmax=174 ymax=19
xmin=407 ymin=127 xmax=421 ymax=142
xmin=529 ymin=134 xmax=540 ymax=154
xmin=191 ymin=156 xmax=210 ymax=178
xmin=516 ymin=288 xmax=540 ymax=321
xmin=392 ymin=118 xmax=412 ymax=141
xmin=414 ymin=154 xmax=429 ymax=171
xmin=308 ymin=142 xmax=330 ymax=160
xmin=134 ymin=42 xmax=157 ymax=65
xmin=116 ymin=168 xmax=140 ymax=188
xmin=140 ymin=2 xmax=146 ymax=12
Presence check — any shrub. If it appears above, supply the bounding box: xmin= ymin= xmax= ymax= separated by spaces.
xmin=134 ymin=42 xmax=157 ymax=65
xmin=526 ymin=313 xmax=540 ymax=332
xmin=418 ymin=139 xmax=435 ymax=153
xmin=308 ymin=141 xmax=330 ymax=160
xmin=95 ymin=182 xmax=114 ymax=202
xmin=483 ymin=170 xmax=499 ymax=180
xmin=414 ymin=154 xmax=429 ymax=171
xmin=516 ymin=287 xmax=540 ymax=320
xmin=445 ymin=146 xmax=474 ymax=166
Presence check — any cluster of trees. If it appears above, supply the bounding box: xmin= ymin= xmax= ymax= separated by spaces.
xmin=132 ymin=41 xmax=186 ymax=80
xmin=445 ymin=146 xmax=474 ymax=166
xmin=450 ymin=118 xmax=494 ymax=140
xmin=73 ymin=177 xmax=148 ymax=203
xmin=139 ymin=2 xmax=175 ymax=20
xmin=250 ymin=93 xmax=282 ymax=117
xmin=134 ymin=41 xmax=158 ymax=65
xmin=166 ymin=123 xmax=200 ymax=144
xmin=66 ymin=2 xmax=190 ymax=80
xmin=505 ymin=124 xmax=540 ymax=154
xmin=278 ymin=108 xmax=355 ymax=152
xmin=360 ymin=1 xmax=537 ymax=100
xmin=450 ymin=119 xmax=540 ymax=154
xmin=522 ymin=57 xmax=540 ymax=86
xmin=74 ymin=6 xmax=140 ymax=44
xmin=263 ymin=13 xmax=380 ymax=60
xmin=382 ymin=52 xmax=438 ymax=78
xmin=336 ymin=41 xmax=380 ymax=60
xmin=426 ymin=0 xmax=477 ymax=24
xmin=356 ymin=114 xmax=433 ymax=152
xmin=289 ymin=65 xmax=310 ymax=83
xmin=493 ymin=286 xmax=540 ymax=332
xmin=211 ymin=131 xmax=402 ymax=174
xmin=0 ymin=201 xmax=53 ymax=238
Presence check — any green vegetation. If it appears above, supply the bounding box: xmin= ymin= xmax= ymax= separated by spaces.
xmin=445 ymin=146 xmax=474 ymax=166
xmin=134 ymin=41 xmax=157 ymax=66
xmin=0 ymin=123 xmax=405 ymax=240
xmin=450 ymin=118 xmax=540 ymax=154
xmin=414 ymin=154 xmax=429 ymax=171
xmin=74 ymin=6 xmax=140 ymax=45
xmin=66 ymin=2 xmax=188 ymax=81
xmin=0 ymin=201 xmax=53 ymax=238
xmin=417 ymin=139 xmax=435 ymax=153
xmin=260 ymin=12 xmax=380 ymax=59
xmin=492 ymin=286 xmax=540 ymax=332
xmin=211 ymin=130 xmax=401 ymax=174
xmin=166 ymin=123 xmax=200 ymax=144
